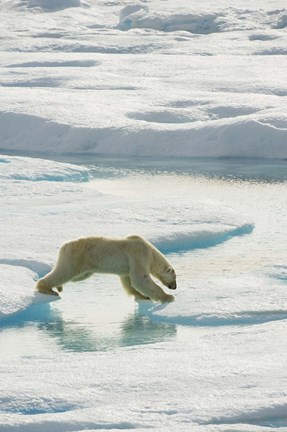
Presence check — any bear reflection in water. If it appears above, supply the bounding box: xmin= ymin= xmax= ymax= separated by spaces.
xmin=2 ymin=301 xmax=176 ymax=353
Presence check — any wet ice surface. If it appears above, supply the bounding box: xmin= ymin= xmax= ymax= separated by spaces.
xmin=0 ymin=155 xmax=287 ymax=431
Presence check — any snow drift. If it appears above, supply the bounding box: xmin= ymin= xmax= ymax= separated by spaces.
xmin=1 ymin=111 xmax=287 ymax=158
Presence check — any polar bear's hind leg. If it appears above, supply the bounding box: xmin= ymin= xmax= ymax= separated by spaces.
xmin=36 ymin=267 xmax=73 ymax=296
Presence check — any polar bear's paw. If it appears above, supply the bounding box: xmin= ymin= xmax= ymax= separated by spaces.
xmin=161 ymin=294 xmax=175 ymax=303
xmin=36 ymin=280 xmax=59 ymax=296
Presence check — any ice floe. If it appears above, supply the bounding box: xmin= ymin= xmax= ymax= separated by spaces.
xmin=146 ymin=274 xmax=287 ymax=327
xmin=0 ymin=155 xmax=90 ymax=182
xmin=0 ymin=264 xmax=58 ymax=322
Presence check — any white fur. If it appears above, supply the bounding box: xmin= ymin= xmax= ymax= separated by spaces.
xmin=36 ymin=235 xmax=176 ymax=303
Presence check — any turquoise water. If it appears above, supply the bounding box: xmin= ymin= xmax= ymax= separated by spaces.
xmin=53 ymin=154 xmax=287 ymax=182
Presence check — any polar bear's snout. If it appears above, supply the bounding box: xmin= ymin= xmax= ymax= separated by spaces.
xmin=160 ymin=266 xmax=177 ymax=290
xmin=168 ymin=281 xmax=177 ymax=290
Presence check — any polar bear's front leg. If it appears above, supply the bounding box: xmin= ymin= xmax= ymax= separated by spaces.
xmin=133 ymin=274 xmax=174 ymax=303
xmin=120 ymin=275 xmax=150 ymax=300
xmin=129 ymin=261 xmax=174 ymax=303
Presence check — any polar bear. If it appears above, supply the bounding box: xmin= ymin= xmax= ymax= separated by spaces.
xmin=36 ymin=235 xmax=176 ymax=303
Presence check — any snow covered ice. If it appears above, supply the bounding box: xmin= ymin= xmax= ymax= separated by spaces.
xmin=1 ymin=0 xmax=287 ymax=431
xmin=1 ymin=0 xmax=287 ymax=157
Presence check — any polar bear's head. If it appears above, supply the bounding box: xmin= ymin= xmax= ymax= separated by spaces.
xmin=160 ymin=266 xmax=177 ymax=290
